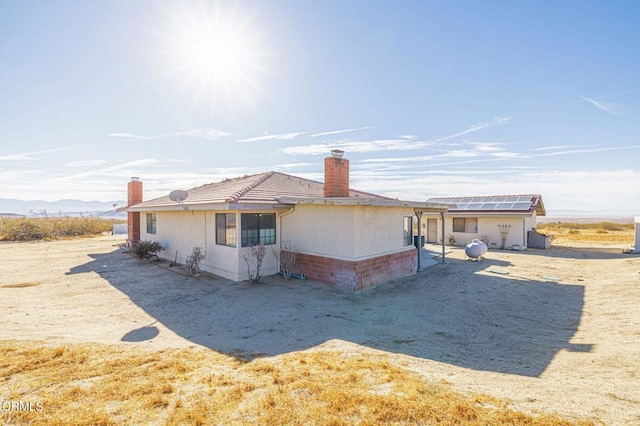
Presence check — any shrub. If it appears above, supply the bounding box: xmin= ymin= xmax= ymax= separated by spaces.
xmin=131 ymin=240 xmax=164 ymax=260
xmin=272 ymin=241 xmax=298 ymax=280
xmin=241 ymin=243 xmax=266 ymax=284
xmin=0 ymin=217 xmax=116 ymax=241
xmin=185 ymin=247 xmax=205 ymax=276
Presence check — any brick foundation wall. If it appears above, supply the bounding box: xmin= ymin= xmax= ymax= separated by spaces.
xmin=293 ymin=249 xmax=417 ymax=292
xmin=127 ymin=212 xmax=140 ymax=245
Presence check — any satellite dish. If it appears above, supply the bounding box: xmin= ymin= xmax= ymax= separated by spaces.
xmin=169 ymin=189 xmax=189 ymax=204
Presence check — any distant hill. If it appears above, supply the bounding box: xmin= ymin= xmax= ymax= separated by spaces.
xmin=0 ymin=198 xmax=127 ymax=219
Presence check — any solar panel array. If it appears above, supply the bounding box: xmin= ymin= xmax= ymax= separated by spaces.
xmin=431 ymin=195 xmax=535 ymax=211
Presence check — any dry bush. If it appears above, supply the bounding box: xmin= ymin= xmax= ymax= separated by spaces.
xmin=0 ymin=341 xmax=595 ymax=426
xmin=272 ymin=241 xmax=299 ymax=280
xmin=240 ymin=243 xmax=266 ymax=284
xmin=185 ymin=247 xmax=205 ymax=275
xmin=130 ymin=240 xmax=164 ymax=260
xmin=537 ymin=221 xmax=634 ymax=244
xmin=0 ymin=217 xmax=118 ymax=241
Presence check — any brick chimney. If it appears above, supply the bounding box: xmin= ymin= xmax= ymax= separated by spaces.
xmin=324 ymin=149 xmax=349 ymax=197
xmin=127 ymin=177 xmax=143 ymax=246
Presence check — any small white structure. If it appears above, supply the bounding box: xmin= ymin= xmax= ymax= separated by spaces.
xmin=634 ymin=216 xmax=640 ymax=253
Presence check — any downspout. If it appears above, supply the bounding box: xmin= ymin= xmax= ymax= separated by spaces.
xmin=440 ymin=211 xmax=446 ymax=264
xmin=277 ymin=206 xmax=295 ymax=273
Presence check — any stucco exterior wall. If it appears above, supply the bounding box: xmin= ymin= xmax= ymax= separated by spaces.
xmin=281 ymin=204 xmax=414 ymax=261
xmin=140 ymin=210 xmax=279 ymax=281
xmin=426 ymin=214 xmax=538 ymax=249
xmin=139 ymin=204 xmax=417 ymax=287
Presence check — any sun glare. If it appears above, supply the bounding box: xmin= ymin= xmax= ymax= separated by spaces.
xmin=156 ymin=1 xmax=271 ymax=110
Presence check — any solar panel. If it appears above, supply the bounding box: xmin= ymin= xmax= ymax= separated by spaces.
xmin=512 ymin=202 xmax=532 ymax=209
xmin=428 ymin=195 xmax=535 ymax=211
xmin=495 ymin=202 xmax=515 ymax=209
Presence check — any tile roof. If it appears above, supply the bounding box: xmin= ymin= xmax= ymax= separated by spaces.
xmin=128 ymin=171 xmax=391 ymax=210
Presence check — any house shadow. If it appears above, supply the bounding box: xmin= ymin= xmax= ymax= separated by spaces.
xmin=67 ymin=248 xmax=591 ymax=378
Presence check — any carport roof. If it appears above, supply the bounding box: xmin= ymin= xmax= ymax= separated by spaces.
xmin=427 ymin=194 xmax=546 ymax=216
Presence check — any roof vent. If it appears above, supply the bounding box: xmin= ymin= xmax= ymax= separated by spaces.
xmin=330 ymin=149 xmax=344 ymax=158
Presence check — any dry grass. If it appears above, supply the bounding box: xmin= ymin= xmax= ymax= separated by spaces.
xmin=537 ymin=221 xmax=634 ymax=244
xmin=0 ymin=341 xmax=594 ymax=425
xmin=0 ymin=217 xmax=123 ymax=241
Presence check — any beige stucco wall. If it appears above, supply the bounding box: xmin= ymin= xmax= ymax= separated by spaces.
xmin=140 ymin=210 xmax=279 ymax=281
xmin=424 ymin=214 xmax=538 ymax=249
xmin=139 ymin=205 xmax=415 ymax=281
xmin=281 ymin=204 xmax=415 ymax=261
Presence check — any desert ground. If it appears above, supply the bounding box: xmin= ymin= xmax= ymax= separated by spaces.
xmin=1 ymin=235 xmax=639 ymax=424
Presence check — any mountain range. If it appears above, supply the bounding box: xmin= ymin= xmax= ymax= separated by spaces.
xmin=0 ymin=198 xmax=127 ymax=218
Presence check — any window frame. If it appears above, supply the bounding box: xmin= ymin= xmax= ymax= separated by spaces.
xmin=403 ymin=216 xmax=413 ymax=246
xmin=146 ymin=213 xmax=157 ymax=235
xmin=452 ymin=217 xmax=478 ymax=233
xmin=241 ymin=213 xmax=276 ymax=247
xmin=216 ymin=213 xmax=237 ymax=247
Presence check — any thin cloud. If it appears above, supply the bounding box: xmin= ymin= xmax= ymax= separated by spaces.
xmin=0 ymin=154 xmax=36 ymax=160
xmin=237 ymin=132 xmax=306 ymax=143
xmin=531 ymin=144 xmax=640 ymax=158
xmin=108 ymin=129 xmax=230 ymax=141
xmin=399 ymin=134 xmax=416 ymax=140
xmin=582 ymin=97 xmax=622 ymax=117
xmin=434 ymin=116 xmax=512 ymax=142
xmin=275 ymin=162 xmax=315 ymax=169
xmin=53 ymin=158 xmax=161 ymax=181
xmin=281 ymin=116 xmax=511 ymax=155
xmin=67 ymin=159 xmax=108 ymax=167
xmin=310 ymin=127 xmax=371 ymax=137
xmin=530 ymin=145 xmax=580 ymax=151
xmin=281 ymin=139 xmax=433 ymax=155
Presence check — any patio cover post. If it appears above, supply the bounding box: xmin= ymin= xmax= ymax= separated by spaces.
xmin=415 ymin=210 xmax=423 ymax=272
xmin=440 ymin=211 xmax=446 ymax=263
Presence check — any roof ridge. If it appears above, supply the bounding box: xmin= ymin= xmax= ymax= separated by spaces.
xmin=225 ymin=172 xmax=275 ymax=203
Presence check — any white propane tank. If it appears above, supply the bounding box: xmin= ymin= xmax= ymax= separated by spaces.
xmin=465 ymin=239 xmax=488 ymax=259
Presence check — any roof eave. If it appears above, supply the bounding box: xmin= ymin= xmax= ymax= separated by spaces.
xmin=276 ymin=196 xmax=449 ymax=211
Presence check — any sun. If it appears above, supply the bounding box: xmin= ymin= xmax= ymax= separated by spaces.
xmin=154 ymin=1 xmax=272 ymax=110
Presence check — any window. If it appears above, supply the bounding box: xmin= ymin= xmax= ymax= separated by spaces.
xmin=403 ymin=216 xmax=413 ymax=246
xmin=146 ymin=213 xmax=157 ymax=234
xmin=453 ymin=217 xmax=478 ymax=233
xmin=216 ymin=213 xmax=237 ymax=247
xmin=241 ymin=213 xmax=276 ymax=247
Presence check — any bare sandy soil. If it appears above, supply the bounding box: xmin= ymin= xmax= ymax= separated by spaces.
xmin=1 ymin=236 xmax=639 ymax=425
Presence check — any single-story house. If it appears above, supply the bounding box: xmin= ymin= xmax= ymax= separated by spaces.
xmin=423 ymin=195 xmax=546 ymax=250
xmin=125 ymin=151 xmax=449 ymax=292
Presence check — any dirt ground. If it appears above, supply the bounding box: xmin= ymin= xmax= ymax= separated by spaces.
xmin=1 ymin=236 xmax=639 ymax=425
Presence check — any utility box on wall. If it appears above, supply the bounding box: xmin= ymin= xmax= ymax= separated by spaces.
xmin=528 ymin=230 xmax=551 ymax=249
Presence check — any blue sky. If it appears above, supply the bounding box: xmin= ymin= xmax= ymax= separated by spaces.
xmin=1 ymin=0 xmax=639 ymax=215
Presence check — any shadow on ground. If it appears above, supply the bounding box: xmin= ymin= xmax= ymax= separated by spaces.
xmin=67 ymin=248 xmax=590 ymax=377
